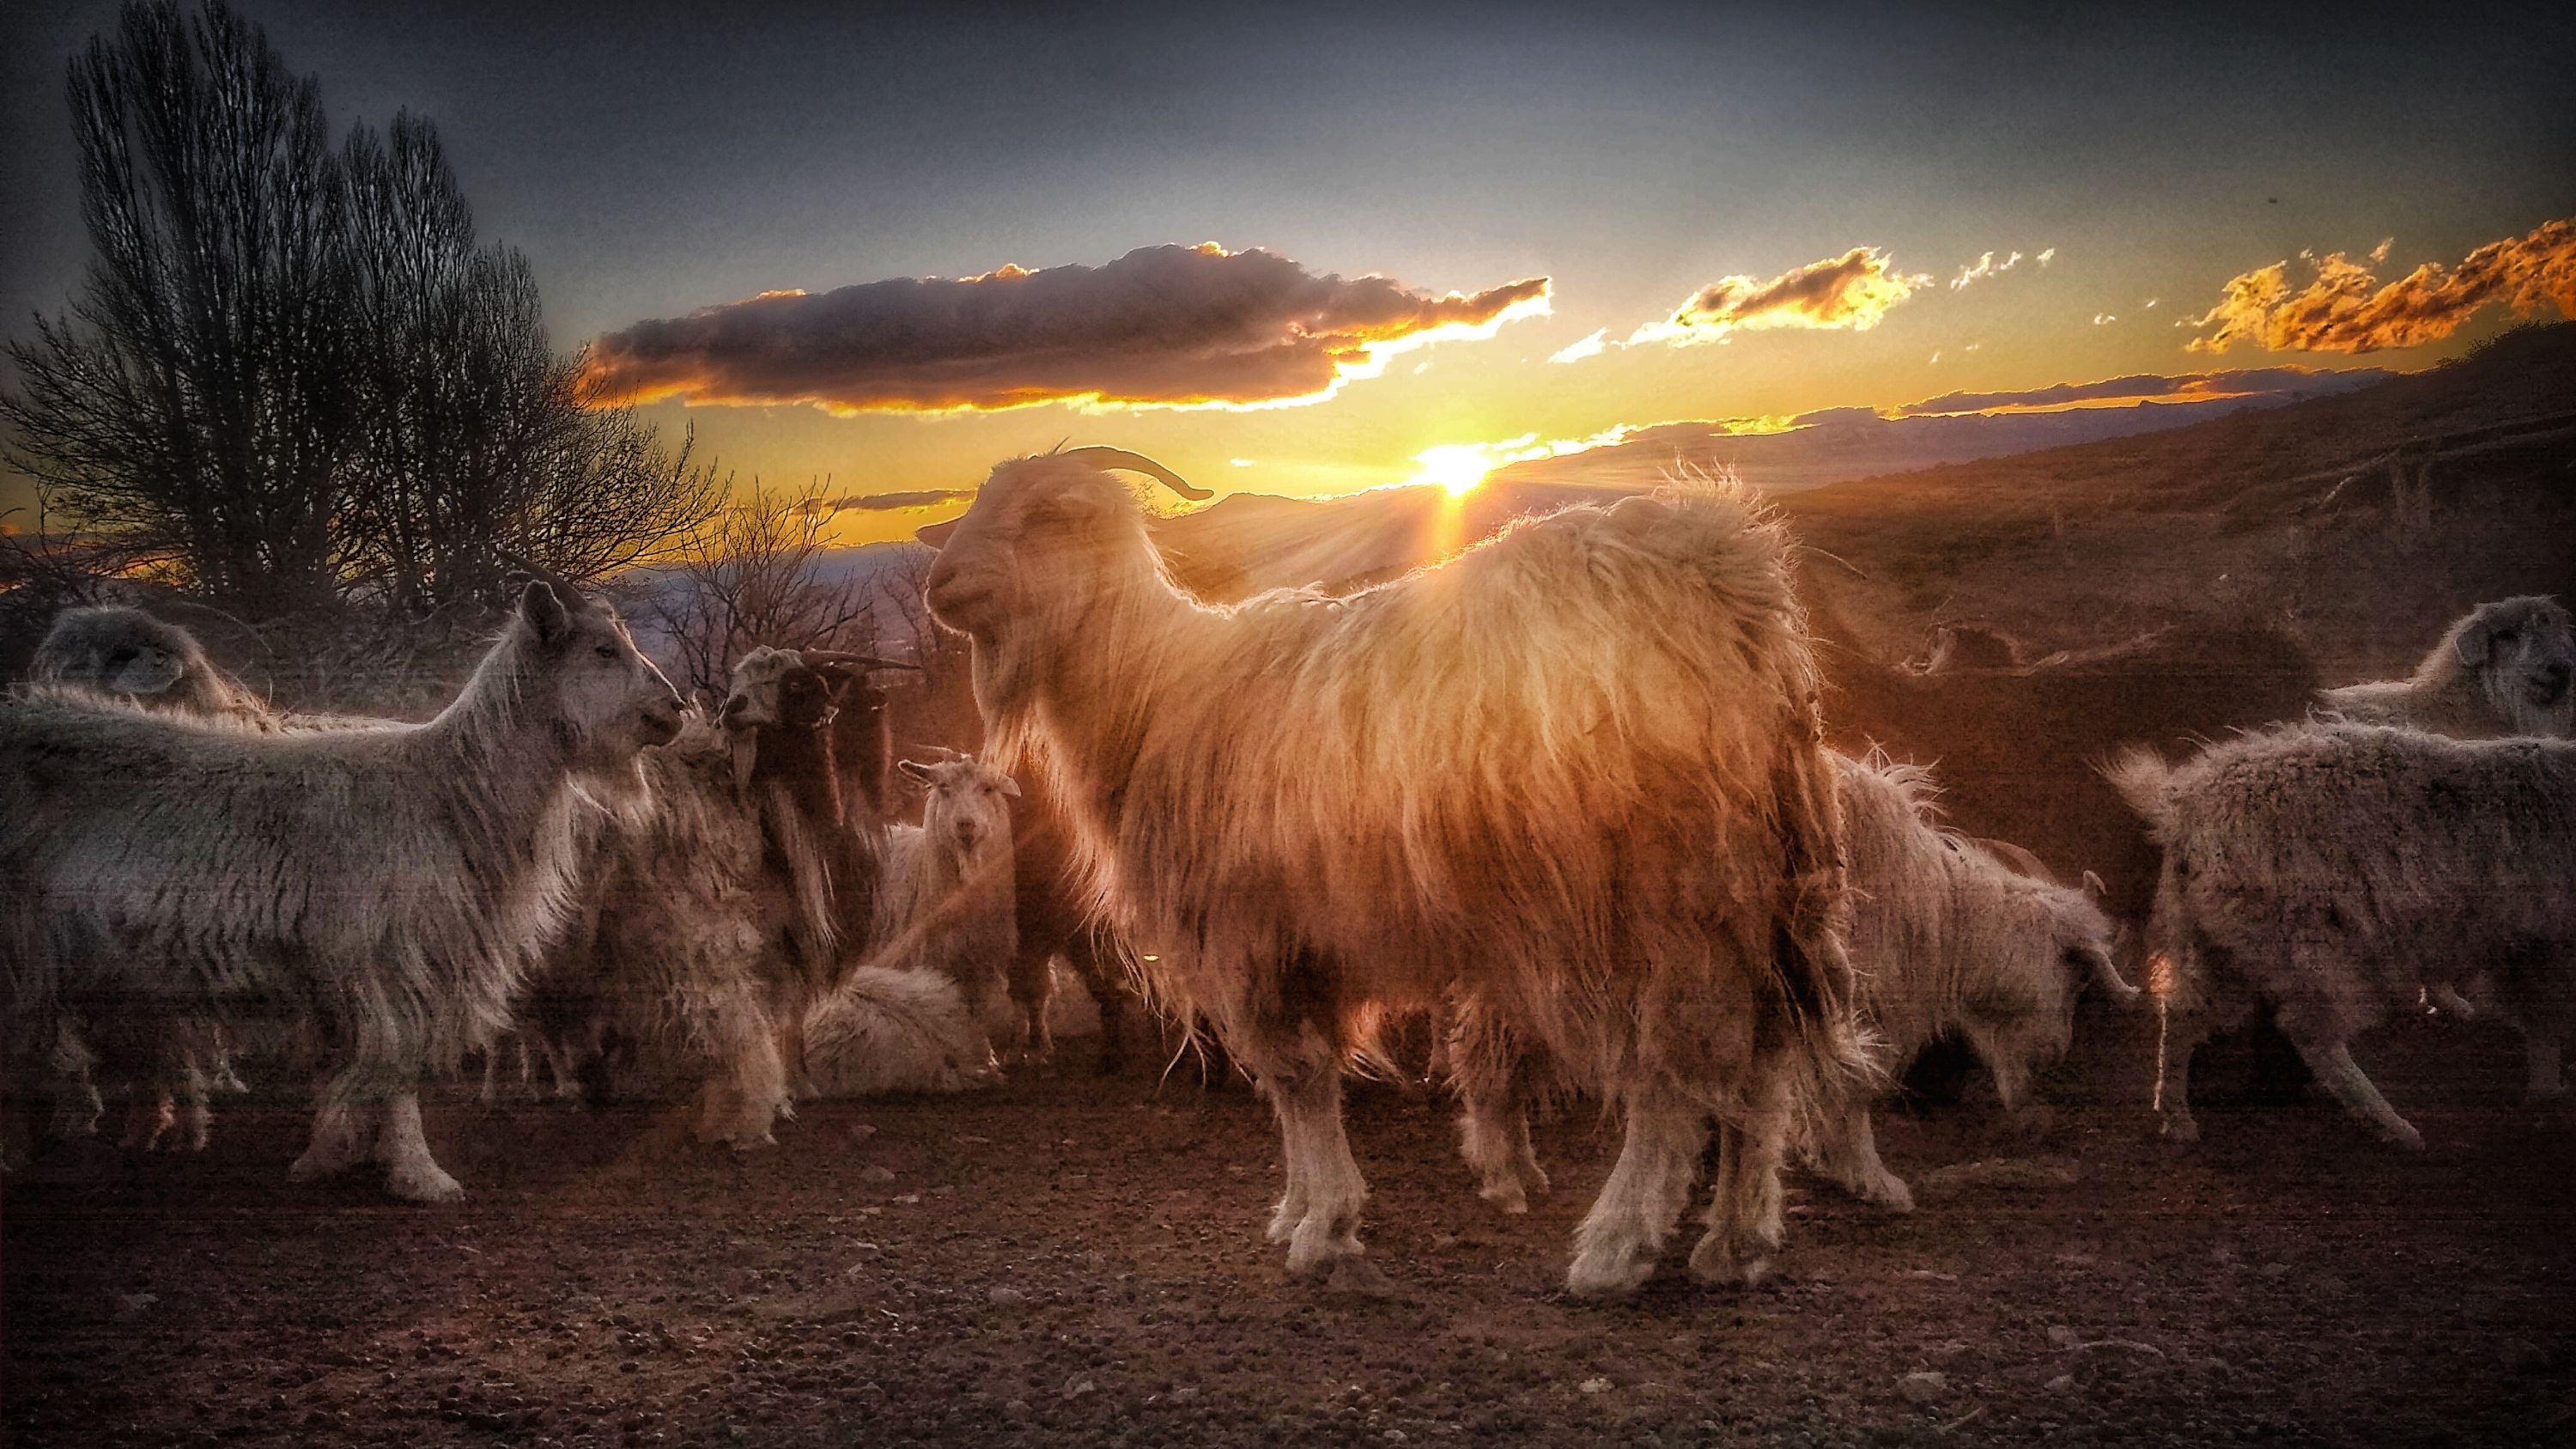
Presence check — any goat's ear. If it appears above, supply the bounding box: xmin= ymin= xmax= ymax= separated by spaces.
xmin=519 ymin=580 xmax=570 ymax=643
xmin=2454 ymin=611 xmax=2496 ymax=667
xmin=2081 ymin=868 xmax=2108 ymax=902
xmin=896 ymin=758 xmax=937 ymax=786
xmin=915 ymin=520 xmax=958 ymax=549
xmin=998 ymin=775 xmax=1021 ymax=798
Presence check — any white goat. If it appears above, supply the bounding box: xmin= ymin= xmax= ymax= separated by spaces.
xmin=2319 ymin=596 xmax=2574 ymax=740
xmin=1452 ymin=751 xmax=2133 ymax=1215
xmin=2111 ymin=722 xmax=2576 ymax=1148
xmin=920 ymin=447 xmax=1858 ymax=1295
xmin=1 ymin=582 xmax=682 ymax=1199
xmin=856 ymin=752 xmax=1018 ymax=1050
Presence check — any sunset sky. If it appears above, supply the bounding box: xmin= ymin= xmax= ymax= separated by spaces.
xmin=3 ymin=1 xmax=2572 ymax=542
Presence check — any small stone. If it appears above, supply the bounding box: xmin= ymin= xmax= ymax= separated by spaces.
xmin=1577 ymin=1377 xmax=1613 ymax=1396
xmin=1062 ymin=1375 xmax=1097 ymax=1400
xmin=857 ymin=1166 xmax=896 ymax=1184
xmin=1004 ymin=1398 xmax=1033 ymax=1418
xmin=1168 ymin=1386 xmax=1200 ymax=1405
xmin=113 ymin=1292 xmax=160 ymax=1318
xmin=988 ymin=1288 xmax=1029 ymax=1308
xmin=2257 ymin=1262 xmax=2291 ymax=1279
xmin=2045 ymin=1374 xmax=2076 ymax=1394
xmin=1897 ymin=1371 xmax=1947 ymax=1403
xmin=2045 ymin=1325 xmax=2082 ymax=1350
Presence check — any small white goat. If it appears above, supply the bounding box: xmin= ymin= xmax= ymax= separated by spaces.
xmin=2319 ymin=596 xmax=2574 ymax=740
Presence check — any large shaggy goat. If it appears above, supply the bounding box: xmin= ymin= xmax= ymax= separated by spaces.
xmin=0 ymin=582 xmax=682 ymax=1199
xmin=921 ymin=447 xmax=1857 ymax=1295
xmin=1452 ymin=751 xmax=2134 ymax=1216
xmin=2318 ymin=596 xmax=2574 ymax=740
xmin=2111 ymin=722 xmax=2576 ymax=1148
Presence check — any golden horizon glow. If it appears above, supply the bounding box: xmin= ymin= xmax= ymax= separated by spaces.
xmin=1409 ymin=444 xmax=1498 ymax=497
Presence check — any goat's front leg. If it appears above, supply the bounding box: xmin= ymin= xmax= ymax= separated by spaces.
xmin=1567 ymin=1082 xmax=1708 ymax=1297
xmin=1250 ymin=1024 xmax=1367 ymax=1277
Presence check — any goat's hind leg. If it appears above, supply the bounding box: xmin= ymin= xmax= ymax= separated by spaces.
xmin=1692 ymin=1062 xmax=1795 ymax=1287
xmin=2287 ymin=1032 xmax=2422 ymax=1150
xmin=1449 ymin=1011 xmax=1550 ymax=1215
xmin=289 ymin=1069 xmax=378 ymax=1183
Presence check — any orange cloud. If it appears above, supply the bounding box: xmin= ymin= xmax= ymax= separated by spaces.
xmin=1628 ymin=247 xmax=1929 ymax=348
xmin=580 ymin=243 xmax=1550 ymax=414
xmin=2186 ymin=218 xmax=2576 ymax=354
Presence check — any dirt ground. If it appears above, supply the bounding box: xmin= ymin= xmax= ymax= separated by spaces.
xmin=6 ymin=1012 xmax=2572 ymax=1449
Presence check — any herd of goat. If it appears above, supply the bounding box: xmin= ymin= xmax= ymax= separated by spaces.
xmin=3 ymin=445 xmax=2572 ymax=1298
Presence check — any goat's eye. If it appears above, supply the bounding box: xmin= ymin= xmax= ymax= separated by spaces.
xmin=594 ymin=645 xmax=621 ymax=661
xmin=2494 ymin=629 xmax=2518 ymax=643
xmin=107 ymin=648 xmax=136 ymax=666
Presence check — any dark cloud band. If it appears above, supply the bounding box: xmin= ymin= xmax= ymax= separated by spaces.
xmin=581 ymin=243 xmax=1549 ymax=413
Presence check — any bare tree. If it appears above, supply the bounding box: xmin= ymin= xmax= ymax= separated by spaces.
xmin=638 ymin=481 xmax=885 ymax=700
xmin=2 ymin=1 xmax=719 ymax=621
xmin=1 ymin=0 xmax=355 ymax=613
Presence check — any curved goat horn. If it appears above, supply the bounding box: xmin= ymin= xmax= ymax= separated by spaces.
xmin=1060 ymin=446 xmax=1210 ymax=501
xmin=801 ymin=650 xmax=922 ymax=672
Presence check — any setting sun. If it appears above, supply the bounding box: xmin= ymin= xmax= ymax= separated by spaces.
xmin=1410 ymin=442 xmax=1496 ymax=496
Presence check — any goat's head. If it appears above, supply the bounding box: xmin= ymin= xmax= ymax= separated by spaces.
xmin=512 ymin=579 xmax=683 ymax=764
xmin=2450 ymin=595 xmax=2574 ymax=735
xmin=896 ymin=751 xmax=1019 ymax=860
xmin=1955 ymin=877 xmax=2130 ymax=1114
xmin=918 ymin=447 xmax=1204 ymax=647
xmin=718 ymin=646 xmax=914 ymax=794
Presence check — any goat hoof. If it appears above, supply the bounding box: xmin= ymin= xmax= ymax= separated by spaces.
xmin=1861 ymin=1176 xmax=1917 ymax=1214
xmin=1478 ymin=1180 xmax=1531 ymax=1216
xmin=2384 ymin=1123 xmax=2425 ymax=1152
xmin=1283 ymin=1227 xmax=1361 ymax=1280
xmin=1687 ymin=1234 xmax=1772 ymax=1288
xmin=1565 ymin=1243 xmax=1657 ymax=1299
xmin=386 ymin=1164 xmax=465 ymax=1202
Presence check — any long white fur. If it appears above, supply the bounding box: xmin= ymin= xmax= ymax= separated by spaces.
xmin=2110 ymin=721 xmax=2576 ymax=1149
xmin=0 ymin=583 xmax=681 ymax=1199
xmin=802 ymin=965 xmax=994 ymax=1096
xmin=2318 ymin=596 xmax=2574 ymax=740
xmin=924 ymin=452 xmax=1859 ymax=1295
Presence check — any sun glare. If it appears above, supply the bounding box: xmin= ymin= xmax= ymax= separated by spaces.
xmin=1412 ymin=444 xmax=1496 ymax=497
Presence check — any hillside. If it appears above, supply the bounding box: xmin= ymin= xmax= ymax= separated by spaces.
xmin=1154 ymin=324 xmax=2576 ymax=681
